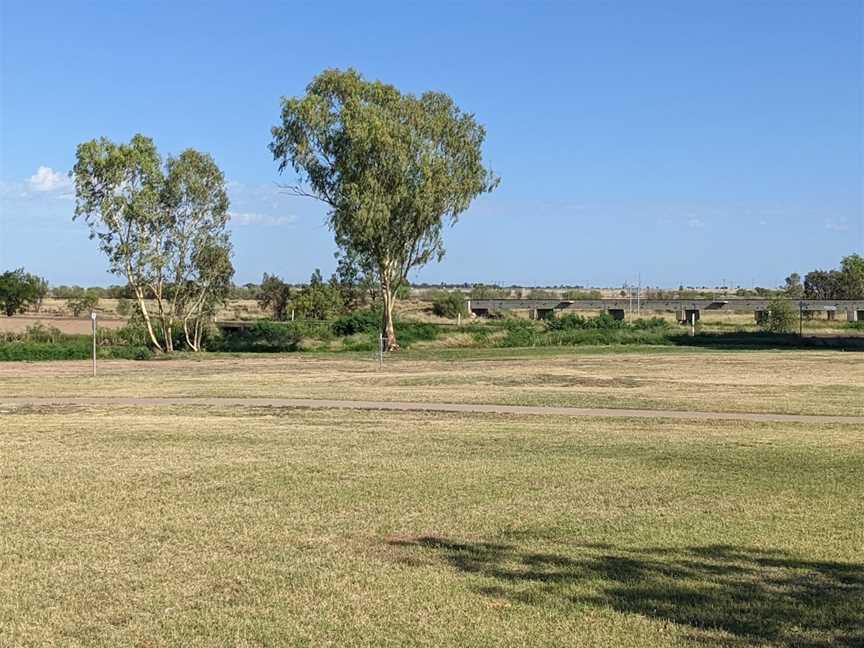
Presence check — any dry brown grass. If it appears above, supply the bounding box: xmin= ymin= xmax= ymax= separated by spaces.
xmin=0 ymin=348 xmax=860 ymax=416
xmin=1 ymin=405 xmax=861 ymax=647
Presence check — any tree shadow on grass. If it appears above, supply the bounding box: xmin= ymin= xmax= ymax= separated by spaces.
xmin=386 ymin=536 xmax=864 ymax=647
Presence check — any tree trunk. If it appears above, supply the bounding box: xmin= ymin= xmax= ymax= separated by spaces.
xmin=132 ymin=285 xmax=163 ymax=352
xmin=381 ymin=281 xmax=399 ymax=351
xmin=183 ymin=316 xmax=202 ymax=352
xmin=164 ymin=319 xmax=174 ymax=353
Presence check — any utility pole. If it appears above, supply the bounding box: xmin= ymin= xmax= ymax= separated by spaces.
xmin=90 ymin=311 xmax=97 ymax=377
xmin=626 ymin=283 xmax=632 ymax=321
xmin=378 ymin=333 xmax=384 ymax=369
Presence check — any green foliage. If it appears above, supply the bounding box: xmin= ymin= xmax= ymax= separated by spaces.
xmin=468 ymin=285 xmax=510 ymax=299
xmin=499 ymin=319 xmax=539 ymax=347
xmin=214 ymin=321 xmax=302 ymax=353
xmin=631 ymin=317 xmax=673 ymax=330
xmin=293 ymin=269 xmax=344 ymax=320
xmin=73 ymin=135 xmax=234 ymax=352
xmin=331 ymin=310 xmax=380 ymax=337
xmin=331 ymin=247 xmax=374 ymax=311
xmin=116 ymin=298 xmax=132 ymax=317
xmin=0 ymin=268 xmax=48 ymax=317
xmin=545 ymin=312 xmax=626 ymax=331
xmin=394 ymin=284 xmax=412 ymax=300
xmin=541 ymin=328 xmax=673 ymax=347
xmin=392 ymin=321 xmax=440 ymax=345
xmin=270 ymin=68 xmax=498 ymax=348
xmin=783 ymin=273 xmax=804 ymax=299
xmin=526 ymin=289 xmax=558 ymax=299
xmin=431 ymin=291 xmax=468 ymax=319
xmin=759 ymin=298 xmax=798 ymax=334
xmin=257 ymin=273 xmax=292 ymax=320
xmin=840 ymin=254 xmax=864 ymax=299
xmin=0 ymin=324 xmax=152 ymax=361
xmin=754 ymin=287 xmax=779 ymax=298
xmin=66 ymin=290 xmax=100 ymax=317
xmin=0 ymin=340 xmax=151 ymax=361
xmin=494 ymin=314 xmax=674 ymax=348
xmin=563 ymin=290 xmax=603 ymax=300
xmin=803 ymin=255 xmax=864 ymax=300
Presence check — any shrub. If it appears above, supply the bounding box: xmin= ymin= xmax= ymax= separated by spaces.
xmin=24 ymin=323 xmax=64 ymax=343
xmin=760 ymin=298 xmax=797 ymax=334
xmin=293 ymin=269 xmax=344 ymax=320
xmin=214 ymin=320 xmax=301 ymax=353
xmin=395 ymin=284 xmax=412 ymax=300
xmin=541 ymin=328 xmax=671 ymax=346
xmin=0 ymin=338 xmax=151 ymax=361
xmin=468 ymin=285 xmax=510 ymax=299
xmin=393 ymin=321 xmax=440 ymax=345
xmin=116 ymin=298 xmax=132 ymax=317
xmin=67 ymin=290 xmax=99 ymax=317
xmin=331 ymin=310 xmax=381 ymax=336
xmin=257 ymin=273 xmax=292 ymax=320
xmin=562 ymin=290 xmax=603 ymax=300
xmin=545 ymin=312 xmax=625 ymax=332
xmin=545 ymin=314 xmax=590 ymax=331
xmin=632 ymin=317 xmax=672 ymax=330
xmin=500 ymin=319 xmax=539 ymax=347
xmin=431 ymin=292 xmax=468 ymax=319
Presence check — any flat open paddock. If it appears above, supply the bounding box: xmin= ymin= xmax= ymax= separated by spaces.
xmin=0 ymin=348 xmax=861 ymax=416
xmin=1 ymin=404 xmax=861 ymax=647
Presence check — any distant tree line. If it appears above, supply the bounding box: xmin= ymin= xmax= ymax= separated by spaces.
xmin=783 ymin=254 xmax=864 ymax=300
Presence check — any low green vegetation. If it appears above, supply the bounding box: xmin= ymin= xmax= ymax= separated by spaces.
xmin=3 ymin=310 xmax=864 ymax=361
xmin=758 ymin=297 xmax=798 ymax=334
xmin=431 ymin=290 xmax=469 ymax=318
xmin=65 ymin=289 xmax=100 ymax=317
xmin=0 ymin=324 xmax=151 ymax=361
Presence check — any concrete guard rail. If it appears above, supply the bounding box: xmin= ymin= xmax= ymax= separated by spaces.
xmin=466 ymin=299 xmax=864 ymax=323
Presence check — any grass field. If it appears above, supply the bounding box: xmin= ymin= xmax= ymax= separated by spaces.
xmin=1 ymin=405 xmax=861 ymax=647
xmin=1 ymin=347 xmax=861 ymax=416
xmin=1 ymin=349 xmax=861 ymax=647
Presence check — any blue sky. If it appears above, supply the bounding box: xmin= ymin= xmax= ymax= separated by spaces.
xmin=1 ymin=1 xmax=861 ymax=288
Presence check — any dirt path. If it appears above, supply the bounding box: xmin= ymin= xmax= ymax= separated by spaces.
xmin=1 ymin=396 xmax=861 ymax=424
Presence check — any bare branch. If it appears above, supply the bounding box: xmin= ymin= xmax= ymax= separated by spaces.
xmin=275 ymin=182 xmax=336 ymax=207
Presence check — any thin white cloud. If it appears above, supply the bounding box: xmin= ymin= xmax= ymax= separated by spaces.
xmin=825 ymin=219 xmax=849 ymax=232
xmin=229 ymin=211 xmax=296 ymax=226
xmin=687 ymin=217 xmax=705 ymax=229
xmin=28 ymin=166 xmax=72 ymax=193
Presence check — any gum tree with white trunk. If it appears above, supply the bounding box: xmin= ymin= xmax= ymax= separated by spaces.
xmin=270 ymin=68 xmax=498 ymax=350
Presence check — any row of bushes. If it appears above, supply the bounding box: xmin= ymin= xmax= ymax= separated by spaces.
xmin=487 ymin=317 xmax=674 ymax=348
xmin=4 ymin=311 xmax=862 ymax=360
xmin=0 ymin=338 xmax=152 ymax=361
xmin=213 ymin=312 xmax=441 ymax=353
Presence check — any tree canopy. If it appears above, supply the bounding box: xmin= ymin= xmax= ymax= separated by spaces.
xmin=803 ymin=254 xmax=864 ymax=300
xmin=257 ymin=273 xmax=293 ymax=321
xmin=270 ymin=68 xmax=498 ymax=349
xmin=0 ymin=268 xmax=48 ymax=317
xmin=73 ymin=135 xmax=233 ymax=351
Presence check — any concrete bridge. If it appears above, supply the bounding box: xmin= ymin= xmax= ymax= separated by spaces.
xmin=466 ymin=298 xmax=864 ymax=323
